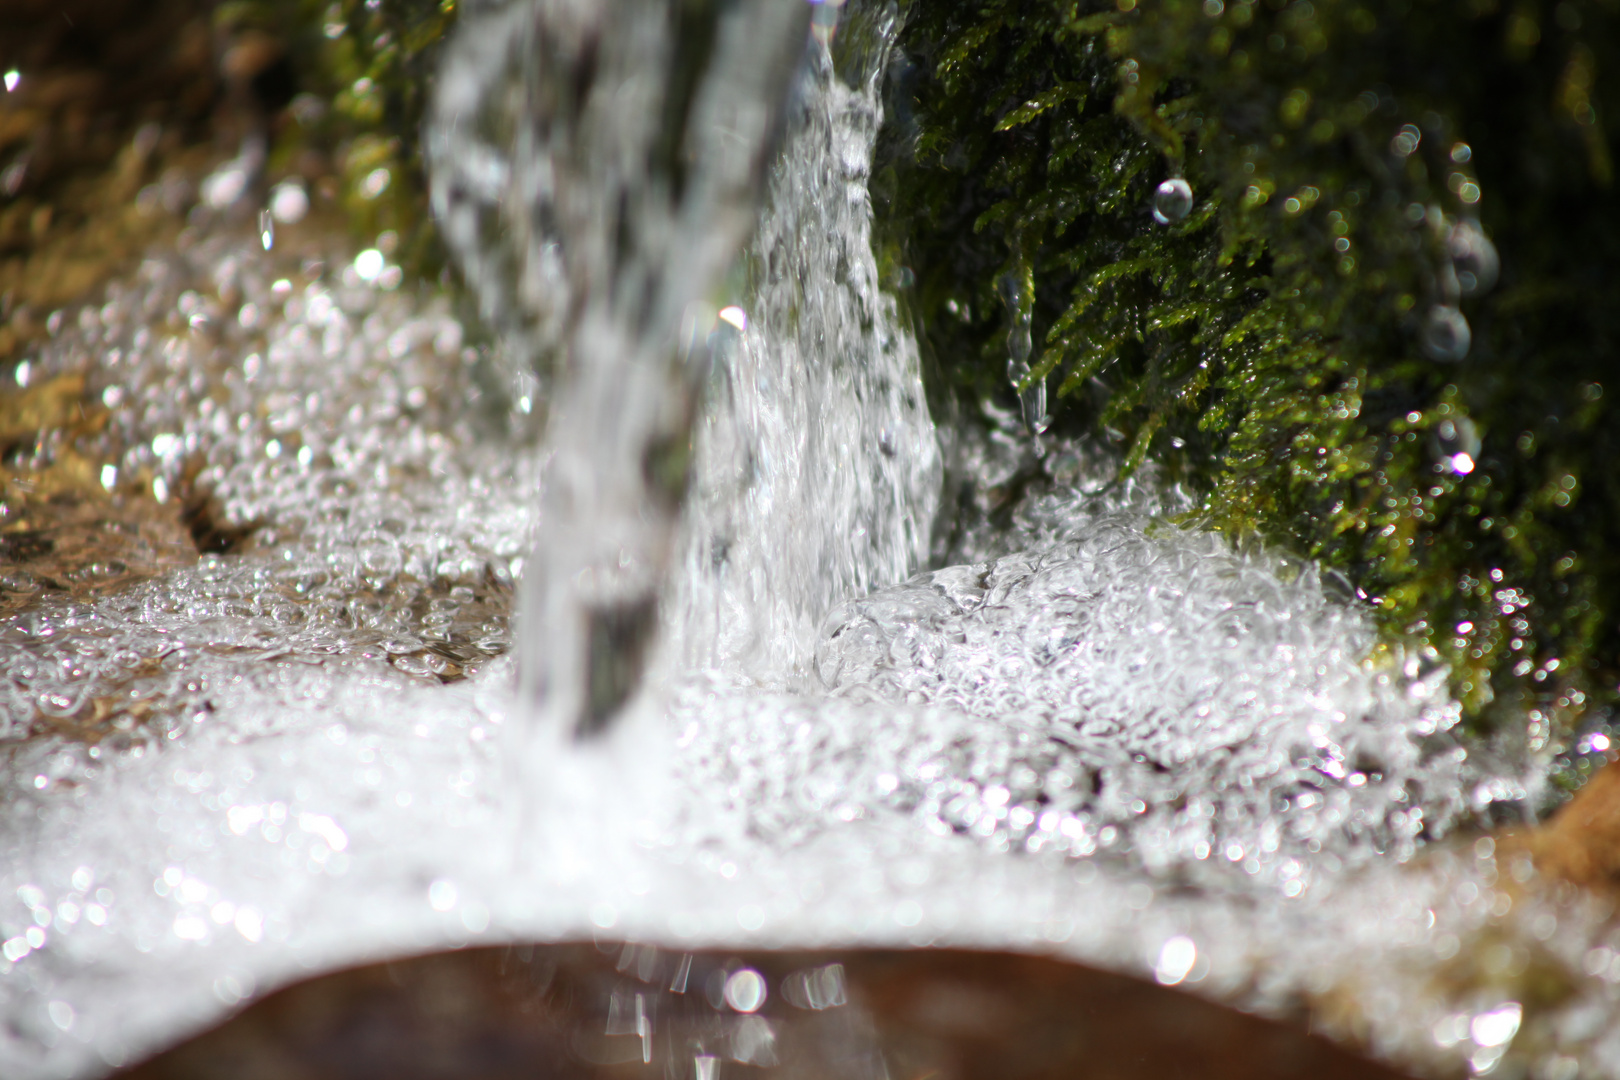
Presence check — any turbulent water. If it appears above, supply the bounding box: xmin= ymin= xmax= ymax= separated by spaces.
xmin=3 ymin=2 xmax=1620 ymax=1079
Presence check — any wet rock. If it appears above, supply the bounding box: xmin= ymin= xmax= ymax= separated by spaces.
xmin=118 ymin=944 xmax=1412 ymax=1080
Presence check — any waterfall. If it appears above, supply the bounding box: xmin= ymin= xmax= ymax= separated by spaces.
xmin=670 ymin=2 xmax=940 ymax=686
xmin=0 ymin=3 xmax=1611 ymax=1079
xmin=428 ymin=0 xmax=815 ymax=738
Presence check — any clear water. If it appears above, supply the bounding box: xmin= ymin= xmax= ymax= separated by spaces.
xmin=3 ymin=3 xmax=1619 ymax=1079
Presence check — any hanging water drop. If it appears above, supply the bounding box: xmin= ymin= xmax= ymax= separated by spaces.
xmin=1152 ymin=178 xmax=1193 ymax=224
xmin=997 ymin=269 xmax=1049 ymax=434
xmin=1432 ymin=415 xmax=1481 ymax=475
xmin=1446 ymin=219 xmax=1498 ymax=296
xmin=1420 ymin=305 xmax=1471 ymax=361
xmin=258 ymin=209 xmax=274 ymax=251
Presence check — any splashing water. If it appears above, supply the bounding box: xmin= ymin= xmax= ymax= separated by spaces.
xmin=4 ymin=3 xmax=1620 ymax=1080
xmin=428 ymin=0 xmax=811 ymax=742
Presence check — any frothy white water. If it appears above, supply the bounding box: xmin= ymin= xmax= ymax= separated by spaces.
xmin=2 ymin=3 xmax=1617 ymax=1080
xmin=673 ymin=23 xmax=939 ymax=683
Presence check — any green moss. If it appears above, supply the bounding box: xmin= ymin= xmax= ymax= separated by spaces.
xmin=878 ymin=0 xmax=1620 ymax=751
xmin=218 ymin=0 xmax=458 ymax=273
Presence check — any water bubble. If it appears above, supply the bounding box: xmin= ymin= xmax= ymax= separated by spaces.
xmin=359 ymin=167 xmax=392 ymax=200
xmin=1152 ymin=178 xmax=1193 ymax=224
xmin=1391 ymin=124 xmax=1421 ymax=157
xmin=258 ymin=209 xmax=274 ymax=251
xmin=427 ymin=879 xmax=458 ymax=912
xmin=201 ymin=164 xmax=249 ymax=209
xmin=1470 ymin=1002 xmax=1522 ymax=1048
xmin=270 ymin=181 xmax=309 ymax=224
xmin=1155 ymin=936 xmax=1198 ymax=985
xmin=1446 ymin=219 xmax=1498 ymax=296
xmin=354 ymin=249 xmax=386 ymax=283
xmin=723 ymin=968 xmax=767 ymax=1012
xmin=1420 ymin=305 xmax=1471 ymax=361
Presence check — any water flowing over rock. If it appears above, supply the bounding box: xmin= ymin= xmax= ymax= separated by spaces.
xmin=671 ymin=6 xmax=940 ymax=685
xmin=430 ymin=0 xmax=810 ymax=736
xmin=3 ymin=4 xmax=1620 ymax=1080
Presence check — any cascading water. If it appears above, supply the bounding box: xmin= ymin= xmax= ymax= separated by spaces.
xmin=4 ymin=2 xmax=1620 ymax=1079
xmin=428 ymin=0 xmax=810 ymax=743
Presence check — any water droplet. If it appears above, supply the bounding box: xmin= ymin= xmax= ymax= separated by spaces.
xmin=258 ymin=209 xmax=274 ymax=251
xmin=1470 ymin=1002 xmax=1522 ymax=1048
xmin=354 ymin=249 xmax=385 ymax=283
xmin=201 ymin=164 xmax=248 ymax=209
xmin=1446 ymin=219 xmax=1498 ymax=296
xmin=1152 ymin=178 xmax=1193 ymax=224
xmin=1432 ymin=415 xmax=1481 ymax=476
xmin=270 ymin=181 xmax=309 ymax=224
xmin=1155 ymin=936 xmax=1198 ymax=985
xmin=997 ymin=269 xmax=1049 ymax=433
xmin=1390 ymin=123 xmax=1421 ymax=157
xmin=359 ymin=167 xmax=392 ymax=200
xmin=723 ymin=968 xmax=767 ymax=1012
xmin=427 ymin=879 xmax=457 ymax=911
xmin=1420 ymin=305 xmax=1471 ymax=361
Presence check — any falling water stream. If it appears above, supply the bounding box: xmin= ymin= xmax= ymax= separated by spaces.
xmin=4 ymin=2 xmax=1620 ymax=1078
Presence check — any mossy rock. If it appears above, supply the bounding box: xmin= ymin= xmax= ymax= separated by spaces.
xmin=876 ymin=0 xmax=1619 ymax=757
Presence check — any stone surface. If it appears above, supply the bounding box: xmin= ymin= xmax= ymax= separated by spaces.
xmin=118 ymin=944 xmax=1413 ymax=1080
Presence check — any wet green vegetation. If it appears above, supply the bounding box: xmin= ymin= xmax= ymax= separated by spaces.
xmin=221 ymin=0 xmax=457 ymax=271
xmin=876 ymin=0 xmax=1620 ymax=758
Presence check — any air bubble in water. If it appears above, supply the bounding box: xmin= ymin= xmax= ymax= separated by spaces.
xmin=1152 ymin=178 xmax=1193 ymax=224
xmin=258 ymin=210 xmax=273 ymax=251
xmin=1420 ymin=305 xmax=1471 ymax=361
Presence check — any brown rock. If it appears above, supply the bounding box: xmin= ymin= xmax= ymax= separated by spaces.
xmin=1512 ymin=760 xmax=1620 ymax=892
xmin=119 ymin=944 xmax=1413 ymax=1080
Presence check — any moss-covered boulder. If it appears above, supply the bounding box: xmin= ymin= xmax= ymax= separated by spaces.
xmin=877 ymin=0 xmax=1619 ymax=759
